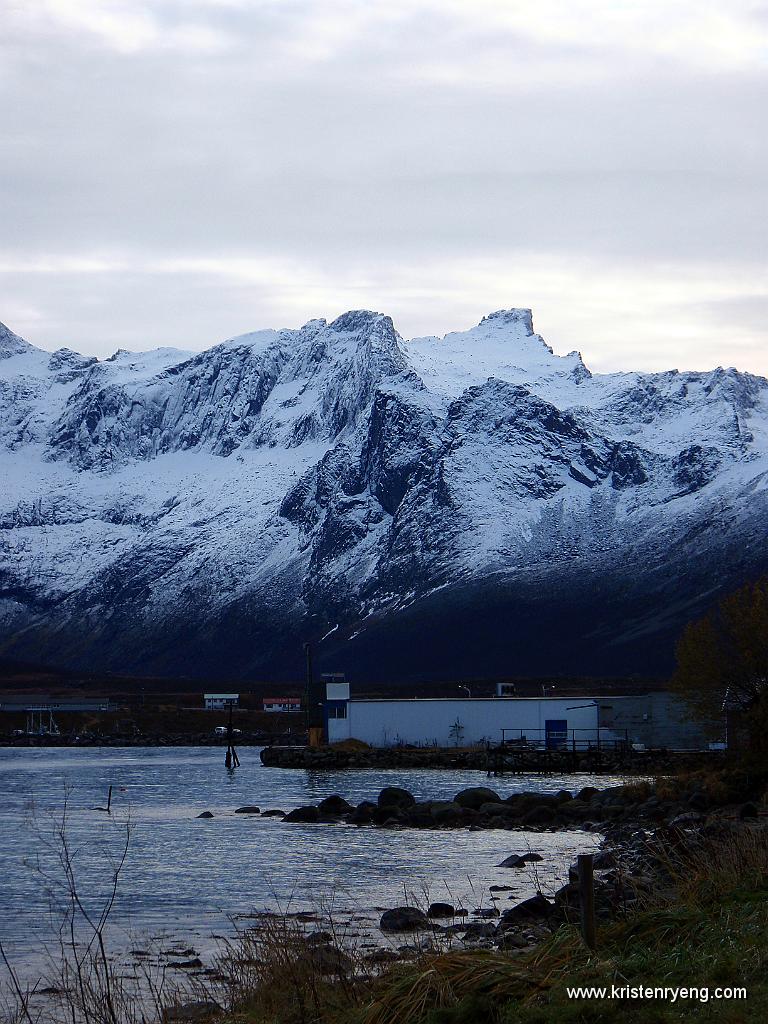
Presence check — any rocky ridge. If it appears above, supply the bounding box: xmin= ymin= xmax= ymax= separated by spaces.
xmin=1 ymin=309 xmax=767 ymax=679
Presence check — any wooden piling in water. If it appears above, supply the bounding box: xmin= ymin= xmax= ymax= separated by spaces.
xmin=225 ymin=703 xmax=240 ymax=769
xmin=578 ymin=853 xmax=597 ymax=950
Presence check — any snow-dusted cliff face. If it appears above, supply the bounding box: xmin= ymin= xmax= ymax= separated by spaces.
xmin=1 ymin=310 xmax=767 ymax=681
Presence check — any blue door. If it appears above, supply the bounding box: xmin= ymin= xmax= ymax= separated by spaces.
xmin=545 ymin=719 xmax=568 ymax=749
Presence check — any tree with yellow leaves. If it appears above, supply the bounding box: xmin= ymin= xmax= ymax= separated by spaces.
xmin=673 ymin=575 xmax=768 ymax=752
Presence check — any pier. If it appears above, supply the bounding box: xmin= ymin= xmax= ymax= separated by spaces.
xmin=486 ymin=728 xmax=633 ymax=776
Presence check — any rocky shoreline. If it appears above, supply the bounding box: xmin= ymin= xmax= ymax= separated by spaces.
xmin=327 ymin=773 xmax=764 ymax=956
xmin=250 ymin=779 xmax=761 ymax=833
xmin=163 ymin=798 xmax=768 ymax=1024
xmin=185 ymin=771 xmax=767 ymax=962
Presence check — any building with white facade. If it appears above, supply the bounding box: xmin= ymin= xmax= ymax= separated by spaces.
xmin=262 ymin=697 xmax=302 ymax=713
xmin=322 ymin=682 xmax=713 ymax=750
xmin=203 ymin=693 xmax=239 ymax=710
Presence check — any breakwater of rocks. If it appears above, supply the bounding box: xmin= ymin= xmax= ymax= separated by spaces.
xmin=257 ymin=782 xmax=707 ymax=832
xmin=225 ymin=772 xmax=766 ymax=834
xmin=259 ymin=743 xmax=712 ymax=774
xmin=262 ymin=745 xmax=490 ymax=769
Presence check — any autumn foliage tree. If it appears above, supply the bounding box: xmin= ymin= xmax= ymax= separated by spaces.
xmin=673 ymin=575 xmax=768 ymax=752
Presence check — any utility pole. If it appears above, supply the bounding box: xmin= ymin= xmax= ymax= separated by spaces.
xmin=304 ymin=641 xmax=312 ymax=736
xmin=304 ymin=642 xmax=324 ymax=748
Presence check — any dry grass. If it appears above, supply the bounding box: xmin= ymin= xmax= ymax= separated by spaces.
xmin=354 ymin=825 xmax=768 ymax=1024
xmin=360 ymin=950 xmax=545 ymax=1024
xmin=615 ymin=781 xmax=654 ymax=803
xmin=654 ymin=766 xmax=768 ymax=806
xmin=212 ymin=913 xmax=374 ymax=1024
xmin=645 ymin=824 xmax=768 ymax=904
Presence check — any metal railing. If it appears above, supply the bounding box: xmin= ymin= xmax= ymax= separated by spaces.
xmin=498 ymin=727 xmax=630 ymax=752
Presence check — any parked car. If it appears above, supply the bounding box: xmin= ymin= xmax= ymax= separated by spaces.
xmin=213 ymin=726 xmax=242 ymax=736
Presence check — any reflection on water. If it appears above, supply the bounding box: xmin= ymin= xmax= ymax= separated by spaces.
xmin=0 ymin=747 xmax=635 ymax=962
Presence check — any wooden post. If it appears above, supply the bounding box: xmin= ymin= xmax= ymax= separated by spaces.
xmin=106 ymin=785 xmax=112 ymax=814
xmin=225 ymin=702 xmax=240 ymax=769
xmin=304 ymin=642 xmax=325 ymax=748
xmin=578 ymin=854 xmax=597 ymax=950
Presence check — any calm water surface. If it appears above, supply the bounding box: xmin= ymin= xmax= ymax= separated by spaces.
xmin=0 ymin=747 xmax=634 ymax=967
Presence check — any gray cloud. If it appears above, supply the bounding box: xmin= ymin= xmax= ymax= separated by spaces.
xmin=1 ymin=1 xmax=766 ymax=373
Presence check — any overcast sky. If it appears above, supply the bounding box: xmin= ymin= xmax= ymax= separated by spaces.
xmin=1 ymin=0 xmax=766 ymax=375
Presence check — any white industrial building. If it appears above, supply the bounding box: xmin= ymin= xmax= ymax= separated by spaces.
xmin=203 ymin=693 xmax=239 ymax=710
xmin=322 ymin=682 xmax=712 ymax=750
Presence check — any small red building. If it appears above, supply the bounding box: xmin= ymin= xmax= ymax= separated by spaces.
xmin=262 ymin=697 xmax=302 ymax=713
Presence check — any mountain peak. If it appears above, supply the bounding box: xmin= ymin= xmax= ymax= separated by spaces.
xmin=0 ymin=321 xmax=34 ymax=359
xmin=478 ymin=308 xmax=534 ymax=334
xmin=329 ymin=309 xmax=395 ymax=336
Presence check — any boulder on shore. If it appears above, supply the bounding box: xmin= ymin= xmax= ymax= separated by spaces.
xmin=592 ymin=850 xmax=616 ymax=870
xmin=462 ymin=921 xmax=497 ymax=940
xmin=521 ymin=806 xmax=556 ymax=826
xmin=429 ymin=800 xmax=462 ymax=824
xmin=427 ymin=902 xmax=455 ymax=918
xmin=318 ymin=795 xmax=354 ymax=815
xmin=454 ymin=787 xmax=502 ymax=810
xmin=348 ymin=800 xmax=377 ymax=824
xmin=163 ymin=1000 xmax=221 ymax=1022
xmin=500 ymin=893 xmax=554 ymax=925
xmin=479 ymin=802 xmax=512 ymax=817
xmin=377 ymin=786 xmax=416 ymax=810
xmin=380 ymin=906 xmax=430 ymax=932
xmin=303 ymin=945 xmax=354 ymax=975
xmin=559 ymin=799 xmax=590 ymax=820
xmin=498 ymin=852 xmax=543 ymax=868
xmin=372 ymin=805 xmax=403 ymax=825
xmin=577 ymin=786 xmax=600 ymax=802
xmin=668 ymin=811 xmax=706 ymax=829
xmin=283 ymin=806 xmax=321 ymax=823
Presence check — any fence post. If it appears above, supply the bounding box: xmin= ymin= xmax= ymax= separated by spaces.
xmin=578 ymin=853 xmax=597 ymax=950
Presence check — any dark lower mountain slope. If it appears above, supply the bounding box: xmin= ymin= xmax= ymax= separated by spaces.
xmin=1 ymin=309 xmax=766 ymax=680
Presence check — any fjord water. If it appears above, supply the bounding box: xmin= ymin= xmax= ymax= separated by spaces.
xmin=0 ymin=747 xmax=625 ymax=964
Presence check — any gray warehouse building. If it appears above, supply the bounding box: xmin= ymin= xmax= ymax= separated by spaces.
xmin=323 ymin=682 xmax=715 ymax=750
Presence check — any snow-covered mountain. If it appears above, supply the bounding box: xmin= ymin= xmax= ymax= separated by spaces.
xmin=1 ymin=310 xmax=767 ymax=681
